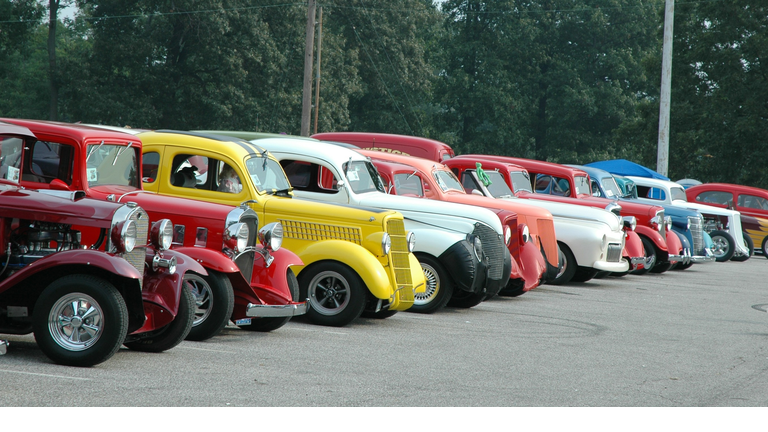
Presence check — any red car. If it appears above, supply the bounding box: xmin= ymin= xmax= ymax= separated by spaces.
xmin=0 ymin=121 xmax=205 ymax=366
xmin=686 ymin=183 xmax=768 ymax=257
xmin=443 ymin=157 xmax=648 ymax=275
xmin=1 ymin=119 xmax=306 ymax=341
xmin=313 ymin=132 xmax=455 ymax=161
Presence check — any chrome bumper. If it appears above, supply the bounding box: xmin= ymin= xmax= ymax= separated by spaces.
xmin=245 ymin=300 xmax=308 ymax=318
xmin=0 ymin=340 xmax=7 ymax=355
xmin=630 ymin=256 xmax=654 ymax=271
xmin=691 ymin=248 xmax=716 ymax=263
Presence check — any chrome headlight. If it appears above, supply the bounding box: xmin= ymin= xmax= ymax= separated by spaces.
xmin=621 ymin=216 xmax=637 ymax=231
xmin=504 ymin=225 xmax=512 ymax=246
xmin=519 ymin=224 xmax=530 ymax=244
xmin=112 ymin=219 xmax=137 ymax=253
xmin=664 ymin=216 xmax=673 ymax=232
xmin=406 ymin=231 xmax=416 ymax=252
xmin=224 ymin=222 xmax=249 ymax=253
xmin=258 ymin=222 xmax=283 ymax=252
xmin=150 ymin=219 xmax=174 ymax=251
xmin=466 ymin=234 xmax=483 ymax=262
xmin=650 ymin=212 xmax=664 ymax=232
xmin=381 ymin=233 xmax=391 ymax=255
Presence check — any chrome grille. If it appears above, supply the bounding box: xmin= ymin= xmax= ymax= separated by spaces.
xmin=607 ymin=244 xmax=623 ymax=262
xmin=386 ymin=219 xmax=413 ymax=301
xmin=124 ymin=207 xmax=148 ymax=288
xmin=689 ymin=216 xmax=704 ymax=254
xmin=473 ymin=223 xmax=504 ymax=280
xmin=279 ymin=220 xmax=362 ymax=244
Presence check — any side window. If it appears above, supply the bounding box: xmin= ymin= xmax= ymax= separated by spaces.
xmin=0 ymin=137 xmax=23 ymax=181
xmin=394 ymin=173 xmax=424 ymax=197
xmin=280 ymin=160 xmax=339 ymax=194
xmin=25 ymin=141 xmax=74 ymax=184
xmin=216 ymin=162 xmax=242 ymax=194
xmin=282 ymin=160 xmax=312 ymax=188
xmin=739 ymin=194 xmax=768 ymax=210
xmin=535 ymin=174 xmax=553 ymax=194
xmin=460 ymin=171 xmax=481 ymax=195
xmin=142 ymin=151 xmax=159 ymax=184
xmin=638 ymin=186 xmax=666 ymax=201
xmin=170 ymin=154 xmax=209 ymax=189
xmin=591 ymin=180 xmax=602 ymax=197
xmin=695 ymin=191 xmax=732 ymax=205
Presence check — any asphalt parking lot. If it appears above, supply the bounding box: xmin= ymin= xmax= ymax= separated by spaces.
xmin=2 ymin=257 xmax=768 ymax=407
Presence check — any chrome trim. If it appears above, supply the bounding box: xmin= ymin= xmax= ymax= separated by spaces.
xmin=245 ymin=301 xmax=308 ymax=318
xmin=0 ymin=340 xmax=7 ymax=355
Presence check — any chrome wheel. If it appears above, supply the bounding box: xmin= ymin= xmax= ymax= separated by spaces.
xmin=185 ymin=274 xmax=213 ymax=327
xmin=48 ymin=292 xmax=104 ymax=351
xmin=308 ymin=270 xmax=351 ymax=316
xmin=415 ymin=263 xmax=440 ymax=306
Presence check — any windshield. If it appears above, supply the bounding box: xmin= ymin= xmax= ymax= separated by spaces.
xmin=509 ymin=170 xmax=532 ymax=193
xmin=485 ymin=171 xmax=514 ymax=198
xmin=343 ymin=160 xmax=385 ymax=194
xmin=86 ymin=143 xmax=139 ymax=187
xmin=433 ymin=169 xmax=463 ymax=193
xmin=574 ymin=175 xmax=590 ymax=196
xmin=600 ymin=177 xmax=623 ymax=198
xmin=244 ymin=155 xmax=292 ymax=193
xmin=670 ymin=186 xmax=688 ymax=202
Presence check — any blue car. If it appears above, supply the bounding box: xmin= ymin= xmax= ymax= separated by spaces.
xmin=573 ymin=165 xmax=716 ymax=269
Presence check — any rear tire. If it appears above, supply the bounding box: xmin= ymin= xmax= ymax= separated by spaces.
xmin=549 ymin=242 xmax=576 ymax=285
xmin=124 ymin=283 xmax=195 ymax=353
xmin=33 ymin=275 xmax=128 ymax=367
xmin=730 ymin=233 xmax=753 ymax=262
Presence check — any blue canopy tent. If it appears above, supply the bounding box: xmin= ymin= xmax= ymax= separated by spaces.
xmin=585 ymin=159 xmax=670 ymax=181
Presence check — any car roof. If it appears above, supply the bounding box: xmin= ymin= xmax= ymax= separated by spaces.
xmin=688 ymin=183 xmax=768 ymax=196
xmin=456 ymin=155 xmax=589 ymax=178
xmin=357 ymin=149 xmax=445 ymax=173
xmin=0 ymin=118 xmax=137 ymax=143
xmin=255 ymin=137 xmax=368 ymax=166
xmin=0 ymin=120 xmax=36 ymax=140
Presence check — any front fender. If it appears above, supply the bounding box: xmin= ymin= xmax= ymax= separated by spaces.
xmin=246 ymin=247 xmax=304 ymax=306
xmin=518 ymin=239 xmax=546 ymax=292
xmin=172 ymin=246 xmax=241 ymax=274
xmin=436 ymin=240 xmax=485 ymax=294
xmin=635 ymin=226 xmax=668 ymax=252
xmin=294 ymin=240 xmax=394 ymax=301
xmin=623 ymin=230 xmax=645 ymax=270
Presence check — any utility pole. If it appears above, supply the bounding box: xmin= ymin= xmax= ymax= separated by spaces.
xmin=300 ymin=0 xmax=317 ymax=136
xmin=656 ymin=0 xmax=674 ymax=177
xmin=313 ymin=7 xmax=323 ymax=135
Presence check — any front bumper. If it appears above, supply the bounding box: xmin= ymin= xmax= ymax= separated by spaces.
xmin=629 ymin=256 xmax=654 ymax=271
xmin=593 ymin=259 xmax=629 ymax=273
xmin=246 ymin=301 xmax=308 ymax=318
xmin=691 ymin=248 xmax=717 ymax=263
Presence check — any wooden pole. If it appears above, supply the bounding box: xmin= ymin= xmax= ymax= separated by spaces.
xmin=313 ymin=7 xmax=323 ymax=135
xmin=300 ymin=0 xmax=317 ymax=136
xmin=656 ymin=0 xmax=674 ymax=177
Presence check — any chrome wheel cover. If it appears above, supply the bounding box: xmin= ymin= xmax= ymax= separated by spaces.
xmin=711 ymin=235 xmax=730 ymax=258
xmin=184 ymin=274 xmax=212 ymax=327
xmin=555 ymin=246 xmax=568 ymax=280
xmin=415 ymin=263 xmax=440 ymax=306
xmin=308 ymin=271 xmax=350 ymax=316
xmin=48 ymin=293 xmax=104 ymax=352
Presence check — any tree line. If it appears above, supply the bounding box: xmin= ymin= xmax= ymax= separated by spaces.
xmin=1 ymin=1 xmax=766 ymax=186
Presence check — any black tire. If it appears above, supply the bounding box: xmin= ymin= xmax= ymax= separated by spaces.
xmin=549 ymin=242 xmax=577 ymax=285
xmin=593 ymin=271 xmax=610 ymax=279
xmin=238 ymin=268 xmax=299 ymax=331
xmin=650 ymin=261 xmax=673 ymax=273
xmin=631 ymin=236 xmax=657 ymax=275
xmin=298 ymin=262 xmax=366 ymax=327
xmin=498 ymin=278 xmax=525 ymax=297
xmin=571 ymin=267 xmax=599 ymax=282
xmin=761 ymin=236 xmax=768 ymax=259
xmin=710 ymin=230 xmax=735 ymax=262
xmin=674 ymin=261 xmax=694 ymax=270
xmin=123 ymin=283 xmax=195 ymax=353
xmin=33 ymin=275 xmax=128 ymax=367
xmin=730 ymin=233 xmax=753 ymax=262
xmin=408 ymin=255 xmax=453 ymax=313
xmin=447 ymin=290 xmax=486 ymax=308
xmin=184 ymin=271 xmax=234 ymax=341
xmin=362 ymin=308 xmax=398 ymax=319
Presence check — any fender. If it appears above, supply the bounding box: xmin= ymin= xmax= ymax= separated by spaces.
xmin=136 ymin=249 xmax=208 ymax=332
xmin=244 ymin=247 xmax=304 ymax=306
xmin=172 ymin=246 xmax=241 ymax=274
xmin=624 ymin=230 xmax=646 ymax=270
xmin=435 ymin=240 xmax=484 ymax=294
xmin=664 ymin=230 xmax=682 ymax=263
xmin=517 ymin=239 xmax=546 ymax=292
xmin=294 ymin=239 xmax=393 ymax=301
xmin=635 ymin=225 xmax=668 ymax=252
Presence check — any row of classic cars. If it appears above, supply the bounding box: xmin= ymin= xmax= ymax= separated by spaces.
xmin=3 ymin=119 xmax=755 ymax=367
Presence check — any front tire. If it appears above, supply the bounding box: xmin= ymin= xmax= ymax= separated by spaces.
xmin=124 ymin=283 xmax=195 ymax=353
xmin=299 ymin=262 xmax=366 ymax=327
xmin=409 ymin=255 xmax=453 ymax=313
xmin=571 ymin=267 xmax=599 ymax=282
xmin=238 ymin=268 xmax=300 ymax=331
xmin=184 ymin=271 xmax=234 ymax=341
xmin=710 ymin=230 xmax=735 ymax=262
xmin=761 ymin=236 xmax=768 ymax=259
xmin=631 ymin=237 xmax=656 ymax=275
xmin=730 ymin=233 xmax=753 ymax=262
xmin=549 ymin=242 xmax=576 ymax=285
xmin=33 ymin=275 xmax=128 ymax=367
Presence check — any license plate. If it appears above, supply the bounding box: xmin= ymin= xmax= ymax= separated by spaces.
xmin=235 ymin=318 xmax=252 ymax=325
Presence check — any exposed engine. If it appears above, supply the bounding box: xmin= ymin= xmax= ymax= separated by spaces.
xmin=0 ymin=221 xmax=82 ymax=280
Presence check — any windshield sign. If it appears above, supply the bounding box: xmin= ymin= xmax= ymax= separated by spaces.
xmin=244 ymin=156 xmax=292 ymax=193
xmin=86 ymin=143 xmax=139 ymax=187
xmin=344 ymin=161 xmax=384 ymax=194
